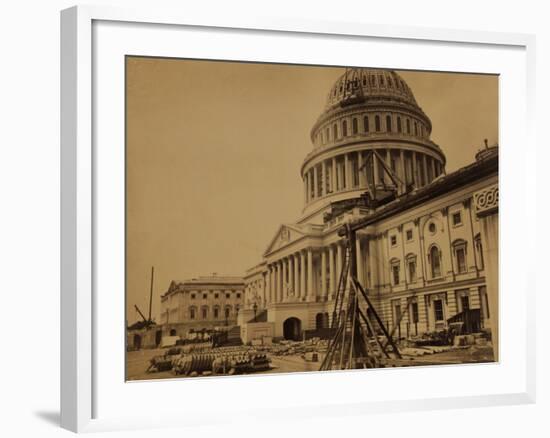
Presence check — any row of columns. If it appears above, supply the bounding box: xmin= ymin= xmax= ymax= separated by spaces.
xmin=264 ymin=239 xmax=372 ymax=305
xmin=304 ymin=149 xmax=443 ymax=204
xmin=265 ymin=249 xmax=313 ymax=304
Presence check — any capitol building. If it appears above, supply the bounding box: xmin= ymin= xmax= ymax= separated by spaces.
xmin=236 ymin=68 xmax=498 ymax=353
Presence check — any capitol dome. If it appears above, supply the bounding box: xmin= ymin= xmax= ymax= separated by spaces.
xmin=300 ymin=68 xmax=447 ymax=218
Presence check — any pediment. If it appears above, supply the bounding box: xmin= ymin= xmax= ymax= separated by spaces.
xmin=264 ymin=224 xmax=306 ymax=256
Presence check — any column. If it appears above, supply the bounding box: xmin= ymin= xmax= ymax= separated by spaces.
xmin=368 ymin=238 xmax=378 ymax=289
xmin=282 ymin=258 xmax=287 ymax=301
xmin=280 ymin=260 xmax=285 ymax=302
xmin=307 ymin=249 xmax=314 ymax=301
xmin=400 ymin=149 xmax=406 ymax=192
xmin=336 ymin=243 xmax=343 ymax=288
xmin=328 ymin=245 xmax=335 ymax=298
xmin=293 ymin=254 xmax=300 ymax=299
xmin=344 ymin=154 xmax=351 ymax=190
xmin=274 ymin=262 xmax=279 ymax=303
xmin=385 ymin=149 xmax=392 ymax=185
xmin=332 ymin=157 xmax=337 ymax=192
xmin=358 ymin=151 xmax=364 ymax=188
xmin=300 ymin=251 xmax=306 ymax=301
xmin=304 ymin=174 xmax=308 ymax=203
xmin=422 ymin=154 xmax=428 ymax=185
xmin=266 ymin=265 xmax=272 ymax=304
xmin=412 ymin=151 xmax=418 ymax=187
xmin=373 ymin=152 xmax=379 ymax=186
xmin=321 ymin=248 xmax=327 ymax=299
xmin=321 ymin=161 xmax=326 ymax=196
xmin=313 ymin=166 xmax=319 ymax=199
xmin=356 ymin=238 xmax=364 ymax=284
xmin=288 ymin=257 xmax=294 ymax=300
xmin=271 ymin=265 xmax=276 ymax=303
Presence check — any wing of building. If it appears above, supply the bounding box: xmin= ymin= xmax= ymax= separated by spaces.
xmin=239 ymin=68 xmax=499 ymax=349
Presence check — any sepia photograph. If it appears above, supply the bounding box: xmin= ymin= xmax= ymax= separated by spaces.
xmin=125 ymin=57 xmax=499 ymax=380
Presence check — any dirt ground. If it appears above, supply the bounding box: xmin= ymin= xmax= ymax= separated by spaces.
xmin=126 ymin=344 xmax=495 ymax=381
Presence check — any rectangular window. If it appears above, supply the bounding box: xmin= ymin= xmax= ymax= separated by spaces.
xmin=214 ymin=293 xmax=219 ymax=299
xmin=461 ymin=295 xmax=470 ymax=311
xmin=390 ymin=235 xmax=397 ymax=246
xmin=456 ymin=248 xmax=466 ymax=273
xmin=393 ymin=303 xmax=401 ymax=325
xmin=203 ymin=293 xmax=207 ymax=299
xmin=434 ymin=299 xmax=444 ymax=321
xmin=406 ymin=229 xmax=413 ymax=241
xmin=411 ymin=302 xmax=419 ymax=324
xmin=452 ymin=211 xmax=462 ymax=226
xmin=190 ymin=293 xmax=195 ymax=300
xmin=392 ymin=264 xmax=400 ymax=285
xmin=408 ymin=260 xmax=416 ymax=282
xmin=226 ymin=293 xmax=230 ymax=299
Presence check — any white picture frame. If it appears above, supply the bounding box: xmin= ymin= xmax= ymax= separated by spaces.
xmin=60 ymin=5 xmax=536 ymax=433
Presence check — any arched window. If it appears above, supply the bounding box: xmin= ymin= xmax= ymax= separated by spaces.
xmin=364 ymin=116 xmax=369 ymax=132
xmin=375 ymin=115 xmax=381 ymax=132
xmin=189 ymin=306 xmax=196 ymax=320
xmin=406 ymin=118 xmax=411 ymax=134
xmin=333 ymin=123 xmax=338 ymax=140
xmin=342 ymin=120 xmax=348 ymax=136
xmin=386 ymin=115 xmax=392 ymax=132
xmin=352 ymin=118 xmax=358 ymax=134
xmin=362 ymin=76 xmax=367 ymax=86
xmin=414 ymin=122 xmax=418 ymax=136
xmin=325 ymin=127 xmax=329 ymax=143
xmin=379 ymin=75 xmax=385 ymax=86
xmin=224 ymin=306 xmax=231 ymax=319
xmin=201 ymin=306 xmax=209 ymax=320
xmin=397 ymin=116 xmax=402 ymax=133
xmin=213 ymin=306 xmax=220 ymax=319
xmin=429 ymin=245 xmax=441 ymax=278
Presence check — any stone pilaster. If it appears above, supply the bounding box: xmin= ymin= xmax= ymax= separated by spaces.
xmin=474 ymin=183 xmax=499 ymax=360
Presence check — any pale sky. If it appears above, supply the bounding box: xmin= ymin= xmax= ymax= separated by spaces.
xmin=126 ymin=58 xmax=498 ymax=323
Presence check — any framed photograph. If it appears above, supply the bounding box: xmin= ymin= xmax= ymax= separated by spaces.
xmin=61 ymin=5 xmax=536 ymax=433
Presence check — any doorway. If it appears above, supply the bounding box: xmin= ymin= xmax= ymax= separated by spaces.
xmin=283 ymin=317 xmax=302 ymax=341
xmin=133 ymin=334 xmax=142 ymax=350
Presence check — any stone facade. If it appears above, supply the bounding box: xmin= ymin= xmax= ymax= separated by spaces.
xmin=159 ymin=275 xmax=245 ymax=337
xmin=241 ymin=68 xmax=498 ymax=342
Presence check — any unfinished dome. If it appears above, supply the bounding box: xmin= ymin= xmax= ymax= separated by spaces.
xmin=301 ymin=67 xmax=447 ymax=218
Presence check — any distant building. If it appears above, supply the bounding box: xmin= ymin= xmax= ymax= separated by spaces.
xmin=159 ymin=275 xmax=245 ymax=338
xmin=238 ymin=68 xmax=498 ymax=351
